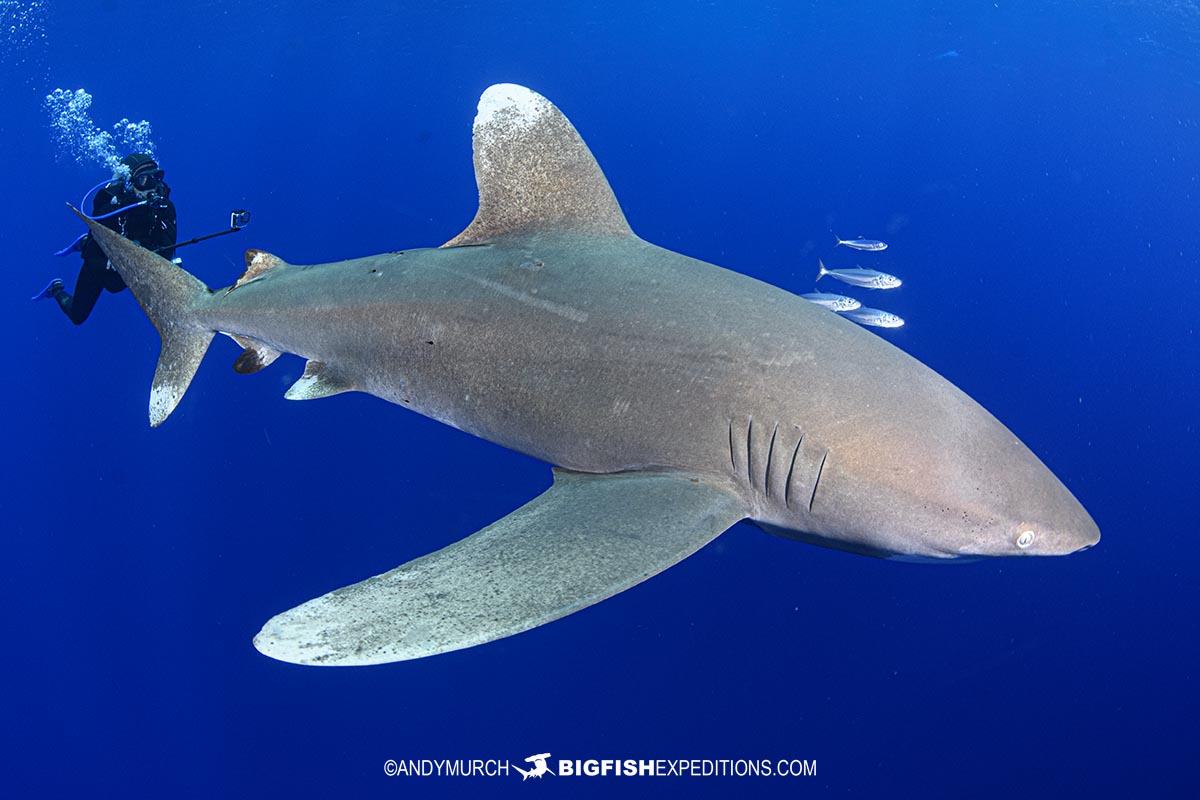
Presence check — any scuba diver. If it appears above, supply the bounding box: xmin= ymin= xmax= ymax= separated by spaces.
xmin=35 ymin=153 xmax=177 ymax=325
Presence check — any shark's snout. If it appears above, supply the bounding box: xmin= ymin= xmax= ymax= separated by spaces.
xmin=1052 ymin=511 xmax=1101 ymax=556
xmin=1076 ymin=518 xmax=1101 ymax=551
xmin=1009 ymin=512 xmax=1099 ymax=558
xmin=800 ymin=386 xmax=1101 ymax=562
xmin=1006 ymin=461 xmax=1100 ymax=558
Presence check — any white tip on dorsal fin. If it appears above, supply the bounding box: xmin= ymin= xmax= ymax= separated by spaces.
xmin=226 ymin=249 xmax=289 ymax=295
xmin=442 ymin=84 xmax=633 ymax=247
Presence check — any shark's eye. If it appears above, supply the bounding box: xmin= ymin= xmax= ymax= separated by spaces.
xmin=1016 ymin=530 xmax=1036 ymax=549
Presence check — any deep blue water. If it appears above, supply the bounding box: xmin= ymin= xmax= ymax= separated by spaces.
xmin=4 ymin=1 xmax=1197 ymax=797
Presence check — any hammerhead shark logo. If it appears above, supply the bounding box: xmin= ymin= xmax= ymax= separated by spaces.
xmin=514 ymin=753 xmax=552 ymax=781
xmin=77 ymin=83 xmax=1100 ymax=667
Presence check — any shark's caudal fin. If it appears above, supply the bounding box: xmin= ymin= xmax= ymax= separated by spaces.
xmin=442 ymin=84 xmax=633 ymax=247
xmin=253 ymin=469 xmax=747 ymax=665
xmin=72 ymin=207 xmax=214 ymax=426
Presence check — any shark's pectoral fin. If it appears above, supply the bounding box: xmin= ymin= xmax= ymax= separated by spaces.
xmin=441 ymin=84 xmax=633 ymax=247
xmin=253 ymin=469 xmax=748 ymax=666
xmin=283 ymin=360 xmax=354 ymax=400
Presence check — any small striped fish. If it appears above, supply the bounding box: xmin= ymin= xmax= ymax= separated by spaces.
xmin=839 ymin=307 xmax=905 ymax=328
xmin=833 ymin=233 xmax=888 ymax=251
xmin=800 ymin=292 xmax=862 ymax=312
xmin=817 ymin=260 xmax=902 ymax=289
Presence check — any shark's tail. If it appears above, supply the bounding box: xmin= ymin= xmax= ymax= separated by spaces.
xmin=71 ymin=206 xmax=215 ymax=427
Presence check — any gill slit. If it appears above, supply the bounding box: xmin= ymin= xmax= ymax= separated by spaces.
xmin=784 ymin=433 xmax=803 ymax=510
xmin=764 ymin=423 xmax=779 ymax=497
xmin=746 ymin=416 xmax=754 ymax=487
xmin=809 ymin=449 xmax=829 ymax=513
xmin=727 ymin=418 xmax=735 ymax=471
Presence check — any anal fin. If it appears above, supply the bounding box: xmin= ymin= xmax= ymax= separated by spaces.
xmin=253 ymin=469 xmax=748 ymax=665
xmin=227 ymin=334 xmax=282 ymax=374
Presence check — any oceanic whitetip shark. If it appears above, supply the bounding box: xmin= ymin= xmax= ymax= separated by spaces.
xmin=76 ymin=84 xmax=1099 ymax=666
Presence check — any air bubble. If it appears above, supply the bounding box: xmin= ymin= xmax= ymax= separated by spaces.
xmin=1 ymin=1 xmax=48 ymax=81
xmin=44 ymin=88 xmax=158 ymax=173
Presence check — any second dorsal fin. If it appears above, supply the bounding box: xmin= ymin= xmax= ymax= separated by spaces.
xmin=442 ymin=84 xmax=633 ymax=247
xmin=226 ymin=249 xmax=289 ymax=295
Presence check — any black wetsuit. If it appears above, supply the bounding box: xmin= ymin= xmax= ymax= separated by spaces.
xmin=54 ymin=181 xmax=177 ymax=325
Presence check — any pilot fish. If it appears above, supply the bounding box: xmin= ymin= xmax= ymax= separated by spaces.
xmin=816 ymin=260 xmax=902 ymax=289
xmin=833 ymin=234 xmax=888 ymax=251
xmin=800 ymin=292 xmax=862 ymax=311
xmin=839 ymin=307 xmax=906 ymax=328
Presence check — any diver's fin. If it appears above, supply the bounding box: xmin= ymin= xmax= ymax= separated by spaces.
xmin=226 ymin=249 xmax=288 ymax=295
xmin=228 ymin=334 xmax=282 ymax=374
xmin=283 ymin=360 xmax=355 ymax=400
xmin=442 ymin=84 xmax=633 ymax=247
xmin=253 ymin=469 xmax=748 ymax=665
xmin=31 ymin=278 xmax=64 ymax=302
xmin=72 ymin=205 xmax=214 ymax=426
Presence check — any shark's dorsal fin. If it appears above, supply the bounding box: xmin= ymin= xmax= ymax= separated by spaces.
xmin=226 ymin=249 xmax=288 ymax=295
xmin=442 ymin=84 xmax=633 ymax=247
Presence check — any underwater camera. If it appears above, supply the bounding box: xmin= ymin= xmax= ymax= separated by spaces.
xmin=231 ymin=209 xmax=251 ymax=229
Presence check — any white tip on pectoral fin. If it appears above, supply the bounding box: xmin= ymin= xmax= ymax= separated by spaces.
xmin=253 ymin=469 xmax=748 ymax=665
